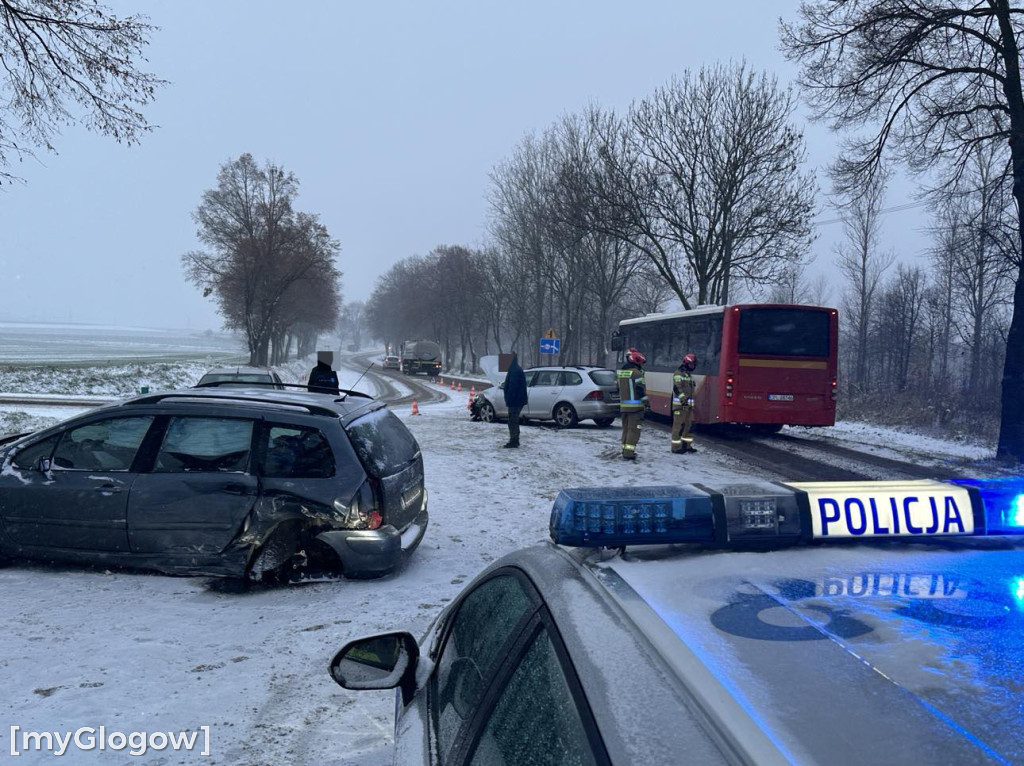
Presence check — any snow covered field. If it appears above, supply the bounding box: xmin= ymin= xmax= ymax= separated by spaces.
xmin=0 ymin=322 xmax=244 ymax=364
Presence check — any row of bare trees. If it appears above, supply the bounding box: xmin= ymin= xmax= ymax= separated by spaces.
xmin=780 ymin=0 xmax=1024 ymax=458
xmin=770 ymin=146 xmax=1016 ymax=431
xmin=365 ymin=62 xmax=816 ymax=370
xmin=182 ymin=154 xmax=342 ymax=366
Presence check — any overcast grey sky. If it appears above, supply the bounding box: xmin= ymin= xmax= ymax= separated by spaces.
xmin=0 ymin=0 xmax=928 ymax=331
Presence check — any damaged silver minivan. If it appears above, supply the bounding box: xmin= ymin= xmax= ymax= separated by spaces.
xmin=0 ymin=388 xmax=428 ymax=581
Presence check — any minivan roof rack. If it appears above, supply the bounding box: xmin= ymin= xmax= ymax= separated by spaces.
xmin=125 ymin=392 xmax=342 ymax=417
xmin=193 ymin=380 xmax=374 ymax=399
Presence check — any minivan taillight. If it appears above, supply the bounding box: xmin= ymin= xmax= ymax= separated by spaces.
xmin=333 ymin=478 xmax=383 ymax=530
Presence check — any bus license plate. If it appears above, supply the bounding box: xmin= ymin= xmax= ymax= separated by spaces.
xmin=768 ymin=394 xmax=794 ymax=402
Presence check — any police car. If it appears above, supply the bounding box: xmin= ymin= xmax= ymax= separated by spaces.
xmin=328 ymin=478 xmax=1024 ymax=764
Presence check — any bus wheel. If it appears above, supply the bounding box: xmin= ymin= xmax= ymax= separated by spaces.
xmin=750 ymin=424 xmax=783 ymax=435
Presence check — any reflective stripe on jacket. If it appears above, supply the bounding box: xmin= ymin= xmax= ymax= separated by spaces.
xmin=617 ymin=365 xmax=646 ymax=412
xmin=672 ymin=370 xmax=695 ymax=408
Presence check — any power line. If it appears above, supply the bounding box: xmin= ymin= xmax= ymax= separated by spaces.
xmin=813 ymin=199 xmax=930 ymax=227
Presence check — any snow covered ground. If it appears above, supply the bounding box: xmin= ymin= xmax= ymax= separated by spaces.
xmin=0 ymin=356 xmax=1009 ymax=764
xmin=0 ymin=379 xmax=759 ymax=765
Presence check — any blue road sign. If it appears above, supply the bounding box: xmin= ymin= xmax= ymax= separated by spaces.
xmin=540 ymin=338 xmax=560 ymax=354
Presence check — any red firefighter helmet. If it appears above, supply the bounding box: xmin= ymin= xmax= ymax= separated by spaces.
xmin=681 ymin=352 xmax=697 ymax=371
xmin=626 ymin=348 xmax=646 ymax=366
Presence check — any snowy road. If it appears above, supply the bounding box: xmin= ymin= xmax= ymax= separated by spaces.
xmin=0 ymin=378 xmax=761 ymax=765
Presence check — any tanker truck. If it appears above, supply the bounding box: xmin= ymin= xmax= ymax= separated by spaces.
xmin=401 ymin=339 xmax=443 ymax=376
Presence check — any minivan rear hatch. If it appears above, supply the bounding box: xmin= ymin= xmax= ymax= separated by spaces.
xmin=344 ymin=408 xmax=424 ymax=531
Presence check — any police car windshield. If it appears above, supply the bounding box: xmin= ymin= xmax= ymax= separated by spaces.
xmin=600 ymin=541 xmax=1024 ymax=764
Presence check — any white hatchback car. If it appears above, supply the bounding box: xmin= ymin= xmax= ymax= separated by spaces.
xmin=473 ymin=366 xmax=619 ymax=428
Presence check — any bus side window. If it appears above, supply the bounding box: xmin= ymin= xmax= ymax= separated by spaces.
xmin=704 ymin=315 xmax=724 ymax=374
xmin=689 ymin=320 xmax=710 ymax=372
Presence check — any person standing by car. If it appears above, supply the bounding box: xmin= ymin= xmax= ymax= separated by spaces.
xmin=308 ymin=351 xmax=340 ymax=395
xmin=503 ymin=352 xmax=528 ymax=448
xmin=671 ymin=352 xmax=697 ymax=453
xmin=617 ymin=348 xmax=647 ymax=460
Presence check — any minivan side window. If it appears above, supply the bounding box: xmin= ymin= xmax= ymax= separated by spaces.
xmin=11 ymin=434 xmax=60 ymax=470
xmin=260 ymin=424 xmax=334 ymax=478
xmin=153 ymin=417 xmax=254 ymax=473
xmin=51 ymin=417 xmax=154 ymax=471
xmin=433 ymin=574 xmax=536 ymax=762
xmin=466 ymin=627 xmax=598 ymax=766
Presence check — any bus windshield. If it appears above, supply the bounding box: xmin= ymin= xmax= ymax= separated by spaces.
xmin=737 ymin=308 xmax=830 ymax=357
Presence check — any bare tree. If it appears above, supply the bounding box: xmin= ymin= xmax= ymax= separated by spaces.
xmin=591 ymin=63 xmax=816 ymax=307
xmin=945 ymin=150 xmax=1016 ymax=392
xmin=834 ymin=169 xmax=894 ymax=393
xmin=875 ymin=265 xmax=928 ymax=392
xmin=183 ymin=154 xmax=341 ymax=365
xmin=0 ymin=0 xmax=164 ymax=183
xmin=338 ymin=301 xmax=366 ymax=352
xmin=780 ymin=0 xmax=1024 ymax=458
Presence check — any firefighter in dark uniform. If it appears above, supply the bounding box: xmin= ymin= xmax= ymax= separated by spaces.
xmin=617 ymin=348 xmax=647 ymax=460
xmin=671 ymin=352 xmax=697 ymax=453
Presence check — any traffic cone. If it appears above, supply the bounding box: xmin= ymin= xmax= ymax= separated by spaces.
xmin=457 ymin=382 xmax=463 ymax=393
xmin=410 ymin=399 xmax=421 ymax=416
xmin=470 ymin=384 xmax=476 ymax=398
xmin=466 ymin=392 xmax=473 ymax=411
xmin=450 ymin=381 xmax=455 ymax=390
xmin=439 ymin=376 xmax=444 ymax=386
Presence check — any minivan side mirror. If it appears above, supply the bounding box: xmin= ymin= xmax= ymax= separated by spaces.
xmin=329 ymin=631 xmax=419 ymax=697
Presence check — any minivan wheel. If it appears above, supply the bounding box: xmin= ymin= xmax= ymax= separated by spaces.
xmin=553 ymin=403 xmax=579 ymax=428
xmin=593 ymin=417 xmax=615 ymax=427
xmin=247 ymin=527 xmax=303 ymax=584
xmin=479 ymin=401 xmax=496 ymax=423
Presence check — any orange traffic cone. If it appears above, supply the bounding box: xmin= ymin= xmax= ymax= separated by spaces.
xmin=457 ymin=382 xmax=463 ymax=393
xmin=450 ymin=381 xmax=455 ymax=390
xmin=410 ymin=399 xmax=421 ymax=416
xmin=439 ymin=376 xmax=444 ymax=386
xmin=469 ymin=384 xmax=476 ymax=398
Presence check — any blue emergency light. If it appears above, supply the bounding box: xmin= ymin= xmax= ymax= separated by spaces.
xmin=550 ymin=477 xmax=1024 ymax=548
xmin=949 ymin=477 xmax=1024 ymax=533
xmin=549 ymin=486 xmax=714 ymax=547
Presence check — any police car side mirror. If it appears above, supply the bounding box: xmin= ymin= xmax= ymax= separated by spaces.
xmin=330 ymin=632 xmax=419 ymax=694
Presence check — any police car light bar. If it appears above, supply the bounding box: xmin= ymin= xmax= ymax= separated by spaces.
xmin=549 ymin=478 xmax=1021 ymax=548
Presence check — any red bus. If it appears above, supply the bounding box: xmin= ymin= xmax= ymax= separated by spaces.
xmin=614 ymin=304 xmax=838 ymax=432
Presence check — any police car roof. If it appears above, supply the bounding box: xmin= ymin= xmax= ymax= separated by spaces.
xmin=573 ymin=539 xmax=1024 ymax=764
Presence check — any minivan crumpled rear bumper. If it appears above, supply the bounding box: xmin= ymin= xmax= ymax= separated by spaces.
xmin=315 ymin=490 xmax=429 ymax=578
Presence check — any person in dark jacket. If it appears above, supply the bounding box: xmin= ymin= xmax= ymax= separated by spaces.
xmin=308 ymin=351 xmax=340 ymax=395
xmin=503 ymin=352 xmax=528 ymax=448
